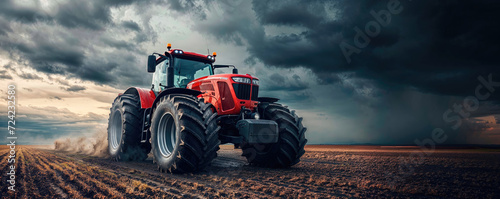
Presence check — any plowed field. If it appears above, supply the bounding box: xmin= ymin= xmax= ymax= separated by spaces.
xmin=1 ymin=145 xmax=499 ymax=198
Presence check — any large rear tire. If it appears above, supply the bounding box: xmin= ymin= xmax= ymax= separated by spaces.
xmin=108 ymin=94 xmax=151 ymax=161
xmin=150 ymin=94 xmax=220 ymax=173
xmin=242 ymin=102 xmax=307 ymax=167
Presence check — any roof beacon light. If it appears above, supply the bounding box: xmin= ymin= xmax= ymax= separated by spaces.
xmin=212 ymin=52 xmax=217 ymax=57
xmin=167 ymin=43 xmax=172 ymax=50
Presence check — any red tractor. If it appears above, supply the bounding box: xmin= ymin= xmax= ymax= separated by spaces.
xmin=107 ymin=44 xmax=307 ymax=173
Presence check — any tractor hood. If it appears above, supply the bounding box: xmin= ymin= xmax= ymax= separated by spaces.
xmin=187 ymin=73 xmax=260 ymax=115
xmin=187 ymin=74 xmax=259 ymax=88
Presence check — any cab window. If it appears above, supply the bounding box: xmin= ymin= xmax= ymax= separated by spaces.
xmin=152 ymin=58 xmax=169 ymax=92
xmin=173 ymin=58 xmax=213 ymax=88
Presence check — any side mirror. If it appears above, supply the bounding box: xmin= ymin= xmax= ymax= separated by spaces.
xmin=214 ymin=64 xmax=238 ymax=74
xmin=147 ymin=55 xmax=156 ymax=73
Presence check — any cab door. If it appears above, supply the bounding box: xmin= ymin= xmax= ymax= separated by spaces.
xmin=152 ymin=58 xmax=169 ymax=93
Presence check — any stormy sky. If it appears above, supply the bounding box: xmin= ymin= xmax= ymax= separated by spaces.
xmin=1 ymin=0 xmax=499 ymax=145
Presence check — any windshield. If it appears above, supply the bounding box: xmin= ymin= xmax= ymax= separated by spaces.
xmin=173 ymin=58 xmax=213 ymax=88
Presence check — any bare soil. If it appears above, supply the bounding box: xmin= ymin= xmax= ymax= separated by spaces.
xmin=1 ymin=145 xmax=499 ymax=198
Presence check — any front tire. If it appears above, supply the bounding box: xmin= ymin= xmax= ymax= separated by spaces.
xmin=150 ymin=94 xmax=220 ymax=173
xmin=108 ymin=94 xmax=151 ymax=161
xmin=242 ymin=102 xmax=307 ymax=167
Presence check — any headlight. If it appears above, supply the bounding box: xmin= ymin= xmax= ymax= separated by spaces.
xmin=232 ymin=77 xmax=251 ymax=84
xmin=252 ymin=79 xmax=259 ymax=85
xmin=254 ymin=113 xmax=260 ymax=120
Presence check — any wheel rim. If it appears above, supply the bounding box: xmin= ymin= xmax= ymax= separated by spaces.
xmin=157 ymin=112 xmax=177 ymax=157
xmin=110 ymin=110 xmax=122 ymax=150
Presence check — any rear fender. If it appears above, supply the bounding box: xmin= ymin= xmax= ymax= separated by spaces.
xmin=123 ymin=87 xmax=156 ymax=109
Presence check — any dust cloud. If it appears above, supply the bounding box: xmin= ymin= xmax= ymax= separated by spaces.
xmin=54 ymin=128 xmax=109 ymax=157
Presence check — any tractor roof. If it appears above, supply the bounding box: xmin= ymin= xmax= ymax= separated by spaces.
xmin=166 ymin=49 xmax=216 ymax=64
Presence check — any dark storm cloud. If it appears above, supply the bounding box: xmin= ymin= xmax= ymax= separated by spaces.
xmin=0 ymin=0 xmax=52 ymax=23
xmin=472 ymin=101 xmax=500 ymax=114
xmin=63 ymin=85 xmax=86 ymax=92
xmin=55 ymin=1 xmax=112 ymax=30
xmin=0 ymin=0 xmax=139 ymax=29
xmin=101 ymin=37 xmax=140 ymax=52
xmin=0 ymin=0 xmax=154 ymax=88
xmin=1 ymin=34 xmax=85 ymax=74
xmin=18 ymin=72 xmax=43 ymax=80
xmin=179 ymin=0 xmax=500 ymax=144
xmin=253 ymin=1 xmax=323 ymax=28
xmin=190 ymin=0 xmax=500 ymax=99
xmin=77 ymin=62 xmax=118 ymax=84
xmin=102 ymin=0 xmax=138 ymax=6
xmin=255 ymin=71 xmax=315 ymax=103
xmin=54 ymin=0 xmax=140 ymax=30
xmin=122 ymin=20 xmax=142 ymax=32
xmin=0 ymin=70 xmax=13 ymax=79
xmin=262 ymin=73 xmax=309 ymax=91
xmin=0 ymin=18 xmax=13 ymax=35
xmin=34 ymin=47 xmax=82 ymax=71
xmin=54 ymin=78 xmax=70 ymax=86
xmin=167 ymin=0 xmax=208 ymax=19
xmin=282 ymin=91 xmax=316 ymax=103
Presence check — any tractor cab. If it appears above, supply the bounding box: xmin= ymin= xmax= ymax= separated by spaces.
xmin=151 ymin=56 xmax=214 ymax=92
xmin=148 ymin=44 xmax=216 ymax=93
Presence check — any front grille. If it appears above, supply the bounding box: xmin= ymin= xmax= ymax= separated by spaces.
xmin=251 ymin=85 xmax=259 ymax=101
xmin=232 ymin=83 xmax=251 ymax=100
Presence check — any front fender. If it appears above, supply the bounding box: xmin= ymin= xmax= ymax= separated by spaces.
xmin=258 ymin=97 xmax=279 ymax=103
xmin=151 ymin=88 xmax=202 ymax=110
